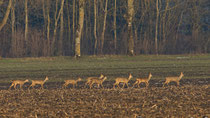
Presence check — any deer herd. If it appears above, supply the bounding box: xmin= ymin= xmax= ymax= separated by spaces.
xmin=9 ymin=72 xmax=184 ymax=90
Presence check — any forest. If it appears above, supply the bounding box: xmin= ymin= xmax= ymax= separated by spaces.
xmin=0 ymin=0 xmax=209 ymax=57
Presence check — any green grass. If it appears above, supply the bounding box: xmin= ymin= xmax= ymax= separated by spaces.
xmin=0 ymin=55 xmax=210 ymax=83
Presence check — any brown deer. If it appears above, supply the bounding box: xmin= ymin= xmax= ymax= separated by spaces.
xmin=63 ymin=77 xmax=82 ymax=88
xmin=85 ymin=74 xmax=104 ymax=87
xmin=133 ymin=72 xmax=152 ymax=88
xmin=163 ymin=72 xmax=184 ymax=86
xmin=89 ymin=76 xmax=107 ymax=89
xmin=9 ymin=79 xmax=29 ymax=89
xmin=113 ymin=73 xmax=133 ymax=88
xmin=29 ymin=76 xmax=49 ymax=89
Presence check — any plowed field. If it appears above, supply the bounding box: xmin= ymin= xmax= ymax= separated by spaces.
xmin=0 ymin=82 xmax=209 ymax=117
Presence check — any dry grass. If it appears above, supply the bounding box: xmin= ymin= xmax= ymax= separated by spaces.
xmin=0 ymin=85 xmax=209 ymax=117
xmin=21 ymin=57 xmax=57 ymax=61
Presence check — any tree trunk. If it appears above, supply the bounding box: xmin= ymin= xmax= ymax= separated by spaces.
xmin=100 ymin=0 xmax=108 ymax=54
xmin=162 ymin=0 xmax=169 ymax=44
xmin=42 ymin=0 xmax=46 ymax=38
xmin=75 ymin=0 xmax=85 ymax=57
xmin=11 ymin=0 xmax=16 ymax=57
xmin=127 ymin=0 xmax=135 ymax=56
xmin=0 ymin=0 xmax=12 ymax=31
xmin=24 ymin=0 xmax=28 ymax=42
xmin=51 ymin=0 xmax=65 ymax=56
xmin=58 ymin=0 xmax=64 ymax=56
xmin=11 ymin=0 xmax=16 ymax=37
xmin=94 ymin=0 xmax=98 ymax=55
xmin=72 ymin=0 xmax=75 ymax=50
xmin=134 ymin=26 xmax=138 ymax=54
xmin=66 ymin=0 xmax=71 ymax=41
xmin=24 ymin=0 xmax=29 ymax=56
xmin=46 ymin=0 xmax=51 ymax=56
xmin=114 ymin=0 xmax=117 ymax=54
xmin=155 ymin=0 xmax=159 ymax=55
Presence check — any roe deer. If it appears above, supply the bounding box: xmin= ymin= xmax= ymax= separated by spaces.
xmin=133 ymin=72 xmax=152 ymax=88
xmin=29 ymin=76 xmax=49 ymax=89
xmin=63 ymin=77 xmax=82 ymax=88
xmin=85 ymin=74 xmax=104 ymax=87
xmin=113 ymin=73 xmax=133 ymax=88
xmin=163 ymin=72 xmax=184 ymax=86
xmin=89 ymin=76 xmax=107 ymax=89
xmin=9 ymin=79 xmax=29 ymax=89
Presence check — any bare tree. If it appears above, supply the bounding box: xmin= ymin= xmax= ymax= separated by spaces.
xmin=127 ymin=0 xmax=135 ymax=56
xmin=58 ymin=0 xmax=64 ymax=56
xmin=0 ymin=0 xmax=209 ymax=57
xmin=51 ymin=0 xmax=65 ymax=55
xmin=113 ymin=0 xmax=117 ymax=53
xmin=72 ymin=0 xmax=76 ymax=50
xmin=24 ymin=0 xmax=28 ymax=43
xmin=66 ymin=0 xmax=71 ymax=41
xmin=46 ymin=0 xmax=51 ymax=56
xmin=100 ymin=0 xmax=108 ymax=54
xmin=0 ymin=0 xmax=12 ymax=31
xmin=75 ymin=0 xmax=85 ymax=57
xmin=155 ymin=0 xmax=160 ymax=55
xmin=162 ymin=0 xmax=169 ymax=44
xmin=41 ymin=0 xmax=51 ymax=56
xmin=11 ymin=0 xmax=16 ymax=57
xmin=94 ymin=0 xmax=98 ymax=55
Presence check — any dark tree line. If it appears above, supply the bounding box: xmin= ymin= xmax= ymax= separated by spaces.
xmin=0 ymin=0 xmax=209 ymax=57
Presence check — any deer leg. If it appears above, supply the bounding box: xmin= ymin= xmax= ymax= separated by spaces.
xmin=133 ymin=81 xmax=139 ymax=88
xmin=9 ymin=84 xmax=14 ymax=90
xmin=90 ymin=83 xmax=92 ymax=89
xmin=138 ymin=83 xmax=141 ymax=88
xmin=101 ymin=84 xmax=104 ymax=89
xmin=113 ymin=83 xmax=118 ymax=89
xmin=86 ymin=82 xmax=91 ymax=88
xmin=20 ymin=84 xmax=22 ymax=89
xmin=122 ymin=83 xmax=124 ymax=88
xmin=14 ymin=84 xmax=17 ymax=90
xmin=113 ymin=83 xmax=116 ymax=89
xmin=63 ymin=84 xmax=66 ymax=89
xmin=126 ymin=83 xmax=129 ymax=88
xmin=138 ymin=82 xmax=142 ymax=88
xmin=29 ymin=84 xmax=33 ymax=89
xmin=163 ymin=81 xmax=167 ymax=87
xmin=117 ymin=83 xmax=120 ymax=88
xmin=132 ymin=84 xmax=135 ymax=88
xmin=88 ymin=83 xmax=91 ymax=89
xmin=113 ymin=82 xmax=116 ymax=88
xmin=146 ymin=82 xmax=149 ymax=88
xmin=177 ymin=81 xmax=180 ymax=86
xmin=90 ymin=83 xmax=93 ymax=88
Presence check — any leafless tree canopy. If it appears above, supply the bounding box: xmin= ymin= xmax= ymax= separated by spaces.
xmin=0 ymin=0 xmax=209 ymax=57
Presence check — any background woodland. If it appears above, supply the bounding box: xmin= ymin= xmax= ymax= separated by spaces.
xmin=0 ymin=0 xmax=209 ymax=57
